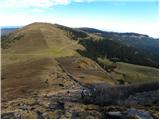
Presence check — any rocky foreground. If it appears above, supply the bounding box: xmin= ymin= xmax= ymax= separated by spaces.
xmin=1 ymin=57 xmax=159 ymax=119
xmin=1 ymin=89 xmax=159 ymax=119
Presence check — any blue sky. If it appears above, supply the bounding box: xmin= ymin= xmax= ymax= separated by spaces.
xmin=0 ymin=0 xmax=158 ymax=37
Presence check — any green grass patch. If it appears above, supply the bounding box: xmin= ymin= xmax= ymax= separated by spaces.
xmin=111 ymin=62 xmax=159 ymax=84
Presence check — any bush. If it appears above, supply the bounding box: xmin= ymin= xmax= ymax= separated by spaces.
xmin=83 ymin=81 xmax=159 ymax=105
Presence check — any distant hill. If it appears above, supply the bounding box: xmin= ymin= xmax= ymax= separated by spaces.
xmin=1 ymin=27 xmax=20 ymax=36
xmin=78 ymin=28 xmax=159 ymax=68
xmin=79 ymin=27 xmax=158 ymax=55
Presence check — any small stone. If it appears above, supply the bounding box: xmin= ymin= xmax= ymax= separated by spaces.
xmin=19 ymin=104 xmax=28 ymax=111
xmin=106 ymin=111 xmax=122 ymax=118
xmin=59 ymin=84 xmax=64 ymax=87
xmin=14 ymin=112 xmax=21 ymax=119
xmin=36 ymin=110 xmax=44 ymax=119
xmin=48 ymin=101 xmax=64 ymax=110
xmin=67 ymin=91 xmax=70 ymax=94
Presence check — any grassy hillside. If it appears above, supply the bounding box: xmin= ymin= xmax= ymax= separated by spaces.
xmin=97 ymin=57 xmax=158 ymax=84
xmin=114 ymin=62 xmax=158 ymax=83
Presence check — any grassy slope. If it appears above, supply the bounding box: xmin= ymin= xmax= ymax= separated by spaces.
xmin=97 ymin=58 xmax=158 ymax=84
xmin=114 ymin=62 xmax=159 ymax=83
xmin=1 ymin=23 xmax=84 ymax=102
xmin=2 ymin=56 xmax=58 ymax=100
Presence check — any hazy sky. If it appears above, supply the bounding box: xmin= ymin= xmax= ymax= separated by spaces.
xmin=0 ymin=0 xmax=158 ymax=37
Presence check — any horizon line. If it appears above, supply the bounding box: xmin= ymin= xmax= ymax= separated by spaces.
xmin=0 ymin=22 xmax=158 ymax=39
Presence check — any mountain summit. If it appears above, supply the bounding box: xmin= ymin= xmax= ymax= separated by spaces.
xmin=2 ymin=22 xmax=84 ymax=56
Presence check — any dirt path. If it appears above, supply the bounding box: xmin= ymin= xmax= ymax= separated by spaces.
xmin=57 ymin=60 xmax=84 ymax=87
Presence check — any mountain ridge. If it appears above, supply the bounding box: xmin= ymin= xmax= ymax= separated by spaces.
xmin=1 ymin=22 xmax=159 ymax=67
